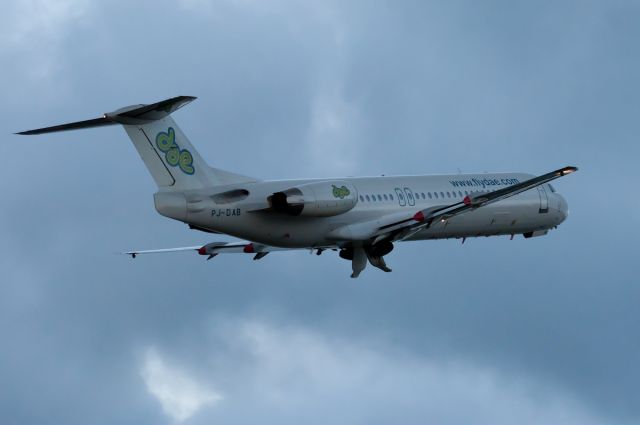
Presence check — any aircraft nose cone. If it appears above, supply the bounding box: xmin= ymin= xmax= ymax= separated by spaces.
xmin=557 ymin=194 xmax=569 ymax=222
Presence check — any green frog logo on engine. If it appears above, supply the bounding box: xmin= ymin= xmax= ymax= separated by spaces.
xmin=332 ymin=185 xmax=351 ymax=199
xmin=155 ymin=127 xmax=195 ymax=175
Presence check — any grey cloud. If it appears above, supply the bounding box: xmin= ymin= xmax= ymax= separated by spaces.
xmin=144 ymin=318 xmax=608 ymax=425
xmin=1 ymin=0 xmax=639 ymax=424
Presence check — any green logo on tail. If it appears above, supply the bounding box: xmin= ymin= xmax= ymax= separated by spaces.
xmin=332 ymin=185 xmax=351 ymax=199
xmin=155 ymin=127 xmax=195 ymax=175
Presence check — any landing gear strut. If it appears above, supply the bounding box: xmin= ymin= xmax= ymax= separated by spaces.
xmin=339 ymin=241 xmax=394 ymax=278
xmin=351 ymin=245 xmax=368 ymax=278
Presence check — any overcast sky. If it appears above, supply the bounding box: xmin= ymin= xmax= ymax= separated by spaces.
xmin=1 ymin=0 xmax=639 ymax=424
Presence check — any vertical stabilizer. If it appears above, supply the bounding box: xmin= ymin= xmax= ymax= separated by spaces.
xmin=123 ymin=116 xmax=217 ymax=190
xmin=17 ymin=96 xmax=257 ymax=190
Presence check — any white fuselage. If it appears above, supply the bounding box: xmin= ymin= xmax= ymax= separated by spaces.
xmin=165 ymin=172 xmax=569 ymax=248
xmin=18 ymin=97 xmax=576 ymax=277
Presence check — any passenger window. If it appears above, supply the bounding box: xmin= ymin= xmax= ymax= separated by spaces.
xmin=434 ymin=192 xmax=439 ymax=199
xmin=421 ymin=192 xmax=426 ymax=199
xmin=428 ymin=192 xmax=432 ymax=199
xmin=359 ymin=195 xmax=364 ymax=202
xmin=390 ymin=194 xmax=394 ymax=201
xmin=383 ymin=194 xmax=388 ymax=201
xmin=440 ymin=192 xmax=444 ymax=198
xmin=365 ymin=195 xmax=370 ymax=202
xmin=377 ymin=194 xmax=382 ymax=201
xmin=458 ymin=191 xmax=463 ymax=197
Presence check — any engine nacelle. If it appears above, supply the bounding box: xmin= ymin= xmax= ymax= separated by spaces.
xmin=270 ymin=181 xmax=358 ymax=217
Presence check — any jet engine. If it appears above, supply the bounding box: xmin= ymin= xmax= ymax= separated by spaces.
xmin=270 ymin=181 xmax=358 ymax=217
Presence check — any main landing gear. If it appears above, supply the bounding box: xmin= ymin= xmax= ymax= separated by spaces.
xmin=339 ymin=241 xmax=394 ymax=278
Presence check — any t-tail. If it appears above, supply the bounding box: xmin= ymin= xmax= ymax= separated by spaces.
xmin=17 ymin=96 xmax=256 ymax=191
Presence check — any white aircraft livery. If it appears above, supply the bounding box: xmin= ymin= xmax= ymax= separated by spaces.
xmin=18 ymin=96 xmax=577 ymax=277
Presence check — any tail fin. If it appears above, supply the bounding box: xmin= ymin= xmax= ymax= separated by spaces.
xmin=17 ymin=96 xmax=256 ymax=190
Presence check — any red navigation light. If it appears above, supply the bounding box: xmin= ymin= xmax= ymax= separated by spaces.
xmin=413 ymin=211 xmax=425 ymax=222
xmin=198 ymin=246 xmax=207 ymax=255
xmin=243 ymin=243 xmax=255 ymax=253
xmin=463 ymin=196 xmax=471 ymax=205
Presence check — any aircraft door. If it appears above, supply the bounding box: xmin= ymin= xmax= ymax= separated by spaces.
xmin=403 ymin=187 xmax=416 ymax=206
xmin=537 ymin=185 xmax=549 ymax=213
xmin=394 ymin=188 xmax=406 ymax=206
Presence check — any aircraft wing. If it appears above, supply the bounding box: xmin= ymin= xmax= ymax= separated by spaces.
xmin=386 ymin=165 xmax=577 ymax=241
xmin=328 ymin=166 xmax=578 ymax=244
xmin=125 ymin=240 xmax=334 ymax=260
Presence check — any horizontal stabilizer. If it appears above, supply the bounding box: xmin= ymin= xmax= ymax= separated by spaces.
xmin=16 ymin=117 xmax=115 ymax=135
xmin=16 ymin=95 xmax=196 ymax=135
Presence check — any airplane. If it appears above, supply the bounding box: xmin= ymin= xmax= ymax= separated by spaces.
xmin=17 ymin=96 xmax=577 ymax=277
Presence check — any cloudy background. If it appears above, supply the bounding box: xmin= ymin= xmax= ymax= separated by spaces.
xmin=1 ymin=0 xmax=638 ymax=423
